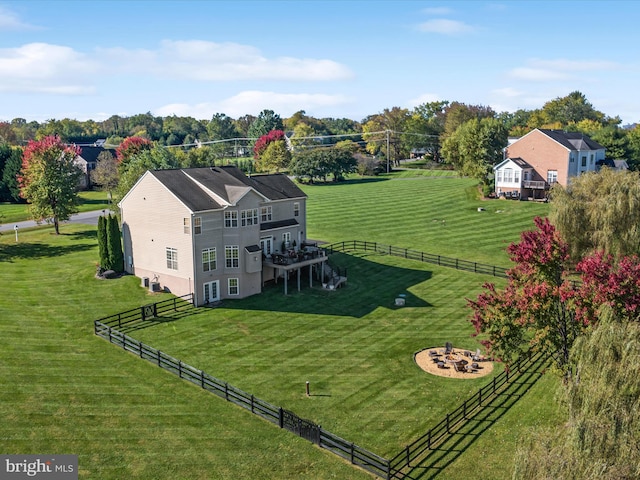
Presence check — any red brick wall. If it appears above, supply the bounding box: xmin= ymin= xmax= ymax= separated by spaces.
xmin=506 ymin=130 xmax=570 ymax=186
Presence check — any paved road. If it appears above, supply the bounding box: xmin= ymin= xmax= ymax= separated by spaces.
xmin=0 ymin=209 xmax=113 ymax=232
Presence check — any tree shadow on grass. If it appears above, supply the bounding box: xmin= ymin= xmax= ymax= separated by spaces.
xmin=63 ymin=229 xmax=97 ymax=240
xmin=115 ymin=308 xmax=209 ymax=334
xmin=303 ymin=177 xmax=389 ymax=187
xmin=0 ymin=242 xmax=95 ymax=262
xmin=223 ymin=252 xmax=433 ymax=318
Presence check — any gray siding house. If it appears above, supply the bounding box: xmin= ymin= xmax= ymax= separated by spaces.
xmin=119 ymin=166 xmax=309 ymax=305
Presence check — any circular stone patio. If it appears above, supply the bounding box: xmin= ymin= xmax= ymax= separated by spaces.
xmin=415 ymin=347 xmax=495 ymax=379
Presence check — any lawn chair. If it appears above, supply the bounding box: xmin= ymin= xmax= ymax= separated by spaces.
xmin=437 ymin=361 xmax=446 ymax=369
xmin=453 ymin=361 xmax=467 ymax=373
xmin=472 ymin=349 xmax=482 ymax=361
xmin=444 ymin=342 xmax=453 ymax=355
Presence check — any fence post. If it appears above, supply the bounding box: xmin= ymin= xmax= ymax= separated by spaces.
xmin=479 ymin=388 xmax=482 ymax=407
xmin=446 ymin=413 xmax=450 ymax=433
xmin=405 ymin=445 xmax=410 ymax=468
xmin=350 ymin=443 xmax=355 ymax=464
xmin=225 ymin=382 xmax=229 ymax=401
xmin=251 ymin=395 xmax=255 ymax=413
xmin=463 ymin=400 xmax=467 ymax=419
xmin=157 ymin=350 xmax=161 ymax=366
xmin=493 ymin=376 xmax=497 ymax=393
xmin=118 ymin=313 xmax=122 ymax=329
xmin=178 ymin=360 xmax=182 ymax=378
xmin=201 ymin=370 xmax=205 ymax=389
xmin=139 ymin=340 xmax=143 ymax=357
xmin=278 ymin=407 xmax=284 ymax=428
xmin=428 ymin=429 xmax=431 ymax=449
xmin=173 ymin=297 xmax=177 ymax=311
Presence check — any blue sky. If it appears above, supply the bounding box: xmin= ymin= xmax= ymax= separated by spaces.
xmin=1 ymin=1 xmax=639 ymax=124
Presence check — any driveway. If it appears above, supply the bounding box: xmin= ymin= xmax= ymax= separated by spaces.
xmin=0 ymin=209 xmax=111 ymax=232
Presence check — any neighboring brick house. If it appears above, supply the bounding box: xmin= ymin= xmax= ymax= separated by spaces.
xmin=119 ymin=166 xmax=318 ymax=305
xmin=494 ymin=128 xmax=606 ymax=199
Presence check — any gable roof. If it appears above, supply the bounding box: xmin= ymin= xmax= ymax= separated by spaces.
xmin=149 ymin=166 xmax=306 ymax=213
xmin=493 ymin=157 xmax=533 ymax=170
xmin=76 ymin=146 xmax=115 ymax=164
xmin=537 ymin=129 xmax=605 ymax=151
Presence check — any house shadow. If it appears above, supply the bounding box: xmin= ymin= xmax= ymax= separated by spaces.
xmin=0 ymin=241 xmax=95 ymax=263
xmin=223 ymin=252 xmax=432 ymax=318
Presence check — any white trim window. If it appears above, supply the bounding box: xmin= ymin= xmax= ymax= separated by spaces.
xmin=282 ymin=232 xmax=291 ymax=246
xmin=496 ymin=170 xmax=503 ymax=183
xmin=514 ymin=170 xmax=520 ymax=184
xmin=194 ymin=217 xmax=202 ymax=234
xmin=224 ymin=210 xmax=238 ymax=228
xmin=260 ymin=206 xmax=272 ymax=222
xmin=547 ymin=170 xmax=558 ymax=184
xmin=225 ymin=245 xmax=239 ymax=268
xmin=202 ymin=247 xmax=216 ymax=272
xmin=203 ymin=280 xmax=219 ymax=303
xmin=293 ymin=202 xmax=300 ymax=217
xmin=183 ymin=218 xmax=190 ymax=234
xmin=504 ymin=168 xmax=513 ymax=183
xmin=166 ymin=247 xmax=178 ymax=270
xmin=241 ymin=208 xmax=258 ymax=226
xmin=228 ymin=278 xmax=239 ymax=296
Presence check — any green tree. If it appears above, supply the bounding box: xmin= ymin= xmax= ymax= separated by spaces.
xmin=362 ymin=107 xmax=411 ymax=168
xmin=92 ymin=151 xmax=119 ymax=201
xmin=97 ymin=214 xmax=110 ymax=270
xmin=290 ymin=122 xmax=317 ymax=149
xmin=1 ymin=145 xmax=24 ymax=202
xmin=514 ymin=310 xmax=640 ymax=479
xmin=404 ymin=101 xmax=448 ymax=162
xmin=19 ymin=136 xmax=82 ymax=234
xmin=247 ymin=110 xmax=284 ymax=145
xmin=441 ymin=117 xmax=507 ymax=183
xmin=549 ymin=168 xmax=640 ymax=263
xmin=107 ymin=214 xmax=124 ymax=272
xmin=442 ymin=102 xmax=495 ymax=138
xmin=257 ymin=140 xmax=291 ymax=172
xmin=114 ymin=147 xmax=180 ymax=203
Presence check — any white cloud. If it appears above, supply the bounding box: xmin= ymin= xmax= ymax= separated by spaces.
xmin=406 ymin=93 xmax=442 ymax=108
xmin=508 ymin=58 xmax=619 ymax=82
xmin=417 ymin=19 xmax=474 ymax=35
xmin=492 ymin=87 xmax=523 ymax=98
xmin=0 ymin=6 xmax=39 ymax=30
xmin=154 ymin=91 xmax=353 ymax=119
xmin=0 ymin=43 xmax=98 ymax=94
xmin=100 ymin=40 xmax=353 ymax=81
xmin=421 ymin=7 xmax=454 ymax=15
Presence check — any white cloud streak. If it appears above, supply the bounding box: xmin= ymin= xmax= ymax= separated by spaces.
xmin=508 ymin=58 xmax=619 ymax=82
xmin=417 ymin=19 xmax=474 ymax=35
xmin=99 ymin=40 xmax=353 ymax=81
xmin=0 ymin=6 xmax=39 ymax=30
xmin=155 ymin=91 xmax=353 ymax=118
xmin=0 ymin=43 xmax=98 ymax=94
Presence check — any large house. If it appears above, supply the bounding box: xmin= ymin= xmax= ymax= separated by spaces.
xmin=119 ymin=166 xmax=324 ymax=306
xmin=493 ymin=128 xmax=606 ymax=199
xmin=74 ymin=144 xmax=115 ymax=190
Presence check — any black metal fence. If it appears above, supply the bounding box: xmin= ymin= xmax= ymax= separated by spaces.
xmin=94 ymin=296 xmax=391 ymax=478
xmin=325 ymin=240 xmax=508 ymax=278
xmin=387 ymin=350 xmax=547 ymax=478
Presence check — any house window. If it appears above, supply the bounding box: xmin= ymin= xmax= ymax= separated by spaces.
xmin=496 ymin=170 xmax=503 ymax=183
xmin=514 ymin=170 xmax=520 ymax=184
xmin=224 ymin=210 xmax=238 ymax=228
xmin=260 ymin=237 xmax=273 ymax=255
xmin=241 ymin=208 xmax=258 ymax=226
xmin=225 ymin=245 xmax=239 ymax=268
xmin=261 ymin=206 xmax=272 ymax=222
xmin=166 ymin=247 xmax=178 ymax=270
xmin=547 ymin=170 xmax=558 ymax=184
xmin=282 ymin=232 xmax=291 ymax=247
xmin=202 ymin=247 xmax=216 ymax=272
xmin=203 ymin=281 xmax=219 ymax=304
xmin=183 ymin=218 xmax=190 ymax=234
xmin=228 ymin=278 xmax=239 ymax=296
xmin=294 ymin=202 xmax=300 ymax=217
xmin=581 ymin=156 xmax=587 ymax=167
xmin=504 ymin=168 xmax=513 ymax=183
xmin=590 ymin=154 xmax=594 ymax=165
xmin=194 ymin=217 xmax=202 ymax=234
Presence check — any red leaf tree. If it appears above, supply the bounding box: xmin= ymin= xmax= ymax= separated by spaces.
xmin=19 ymin=135 xmax=82 ymax=234
xmin=115 ymin=136 xmax=153 ymax=166
xmin=253 ymin=130 xmax=285 ymax=159
xmin=469 ymin=216 xmax=640 ymax=374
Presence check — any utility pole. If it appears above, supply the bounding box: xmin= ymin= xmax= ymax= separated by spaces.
xmin=386 ymin=129 xmax=391 ymax=173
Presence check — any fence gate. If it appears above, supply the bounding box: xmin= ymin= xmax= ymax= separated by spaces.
xmin=281 ymin=409 xmax=320 ymax=445
xmin=141 ymin=303 xmax=157 ymax=321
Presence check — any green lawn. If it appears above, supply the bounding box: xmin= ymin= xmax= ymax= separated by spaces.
xmin=0 ymin=190 xmax=110 ymax=224
xmin=0 ymin=173 xmax=561 ymax=479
